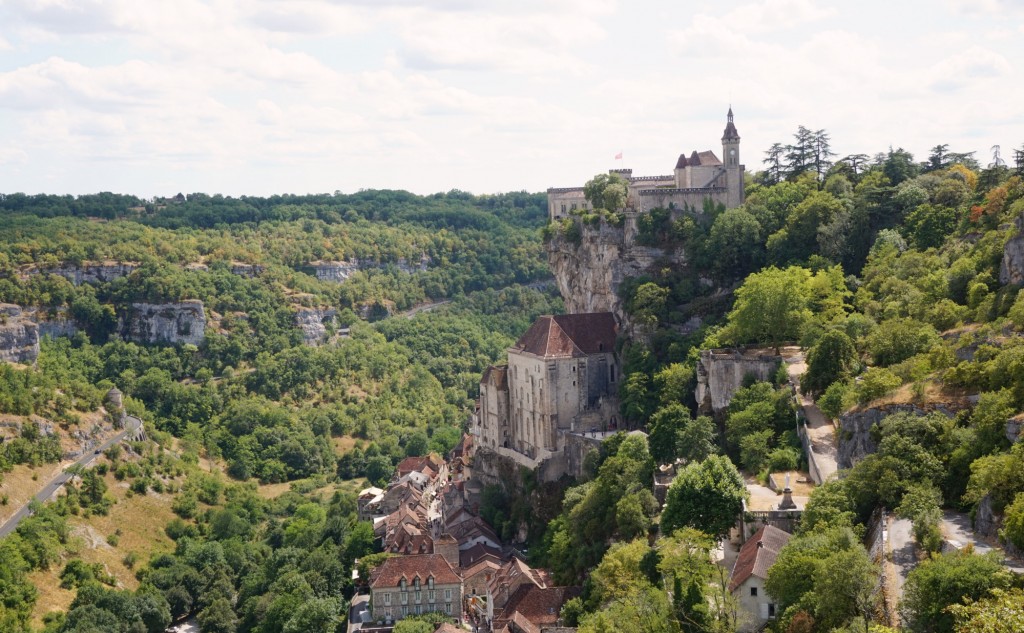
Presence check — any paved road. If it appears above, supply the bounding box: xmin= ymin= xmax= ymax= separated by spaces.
xmin=941 ymin=509 xmax=1024 ymax=574
xmin=782 ymin=350 xmax=839 ymax=482
xmin=0 ymin=415 xmax=142 ymax=540
xmin=889 ymin=517 xmax=916 ymax=604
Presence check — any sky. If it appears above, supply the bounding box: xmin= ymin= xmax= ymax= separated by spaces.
xmin=1 ymin=0 xmax=1023 ymax=198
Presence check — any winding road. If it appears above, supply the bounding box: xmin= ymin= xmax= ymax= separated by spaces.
xmin=0 ymin=414 xmax=142 ymax=540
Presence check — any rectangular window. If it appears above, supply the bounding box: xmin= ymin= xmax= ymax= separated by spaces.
xmin=429 ymin=590 xmax=436 ymax=602
xmin=415 ymin=590 xmax=421 ymax=603
xmin=401 ymin=593 xmax=408 ymax=605
xmin=560 ymin=204 xmax=566 ymax=213
xmin=445 ymin=589 xmax=453 ymax=601
xmin=750 ymin=587 xmax=758 ymax=597
xmin=446 ymin=603 xmax=452 ymax=614
xmin=415 ymin=604 xmax=422 ymax=615
xmin=402 ymin=606 xmax=408 ymax=616
xmin=769 ymin=604 xmax=776 ymax=617
xmin=384 ymin=593 xmax=391 ymax=605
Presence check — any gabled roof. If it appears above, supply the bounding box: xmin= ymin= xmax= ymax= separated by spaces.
xmin=729 ymin=525 xmax=791 ymax=592
xmin=511 ymin=313 xmax=617 ymax=359
xmin=460 ymin=542 xmax=503 ymax=568
xmin=481 ymin=365 xmax=509 ymax=389
xmin=369 ymin=554 xmax=461 ymax=588
xmin=499 ymin=585 xmax=582 ymax=629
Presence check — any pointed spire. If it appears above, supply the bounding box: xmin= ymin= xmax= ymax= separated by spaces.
xmin=722 ymin=106 xmax=740 ymax=141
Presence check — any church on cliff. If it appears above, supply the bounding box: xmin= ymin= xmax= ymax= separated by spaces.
xmin=547 ymin=108 xmax=744 ymax=219
xmin=472 ymin=313 xmax=621 ymax=481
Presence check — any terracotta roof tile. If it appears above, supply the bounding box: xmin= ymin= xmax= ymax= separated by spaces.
xmin=512 ymin=313 xmax=617 ymax=359
xmin=729 ymin=525 xmax=791 ymax=592
xmin=500 ymin=585 xmax=581 ymax=628
xmin=369 ymin=554 xmax=461 ymax=588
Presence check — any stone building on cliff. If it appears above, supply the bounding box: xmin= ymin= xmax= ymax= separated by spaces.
xmin=547 ymin=108 xmax=744 ymax=219
xmin=474 ymin=313 xmax=620 ymax=479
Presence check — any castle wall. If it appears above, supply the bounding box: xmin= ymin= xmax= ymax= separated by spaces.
xmin=637 ymin=188 xmax=729 ymax=214
xmin=479 ymin=378 xmax=509 ymax=450
xmin=547 ymin=189 xmax=589 ymax=221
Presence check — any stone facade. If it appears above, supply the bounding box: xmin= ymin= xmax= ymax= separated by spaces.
xmin=695 ymin=348 xmax=782 ymax=415
xmin=475 ymin=314 xmax=619 ymax=480
xmin=547 ymin=108 xmax=744 ymax=221
xmin=369 ymin=554 xmax=462 ymax=624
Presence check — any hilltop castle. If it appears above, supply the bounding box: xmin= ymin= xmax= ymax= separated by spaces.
xmin=547 ymin=108 xmax=744 ymax=219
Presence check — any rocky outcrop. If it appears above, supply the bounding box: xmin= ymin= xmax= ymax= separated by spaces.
xmin=1008 ymin=416 xmax=1023 ymax=444
xmin=25 ymin=308 xmax=79 ymax=339
xmin=30 ymin=261 xmax=138 ymax=285
xmin=120 ymin=300 xmax=206 ymax=345
xmin=695 ymin=348 xmax=781 ymax=415
xmin=1000 ymin=213 xmax=1024 ymax=285
xmin=975 ymin=495 xmax=1024 ymax=559
xmin=547 ymin=221 xmax=688 ymax=328
xmin=231 ymin=263 xmax=264 ymax=277
xmin=0 ymin=304 xmax=40 ymax=364
xmin=836 ymin=404 xmax=956 ymax=469
xmin=294 ymin=307 xmax=338 ymax=346
xmin=307 ymin=256 xmax=429 ymax=283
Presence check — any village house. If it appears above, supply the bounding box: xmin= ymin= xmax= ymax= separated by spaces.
xmin=369 ymin=554 xmax=463 ymax=624
xmin=491 ymin=585 xmax=582 ymax=633
xmin=729 ymin=525 xmax=791 ymax=632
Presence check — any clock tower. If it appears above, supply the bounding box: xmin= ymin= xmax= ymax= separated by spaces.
xmin=721 ymin=107 xmax=744 ymax=208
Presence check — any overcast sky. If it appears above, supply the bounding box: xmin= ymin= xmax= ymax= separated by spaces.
xmin=1 ymin=0 xmax=1022 ymax=198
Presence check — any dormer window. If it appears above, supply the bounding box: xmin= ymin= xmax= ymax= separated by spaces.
xmin=428 ymin=576 xmax=434 ymax=590
xmin=400 ymin=578 xmax=407 ymax=591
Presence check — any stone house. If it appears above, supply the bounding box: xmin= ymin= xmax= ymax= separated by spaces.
xmin=729 ymin=525 xmax=791 ymax=632
xmin=369 ymin=554 xmax=463 ymax=624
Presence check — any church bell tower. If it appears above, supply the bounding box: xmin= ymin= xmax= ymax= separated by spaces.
xmin=721 ymin=107 xmax=744 ymax=208
xmin=722 ymin=106 xmax=740 ymax=167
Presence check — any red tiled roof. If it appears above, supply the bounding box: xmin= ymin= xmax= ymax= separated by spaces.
xmin=729 ymin=525 xmax=791 ymax=592
xmin=460 ymin=542 xmax=503 ymax=568
xmin=512 ymin=313 xmax=617 ymax=359
xmin=370 ymin=554 xmax=461 ymax=588
xmin=499 ymin=585 xmax=581 ymax=629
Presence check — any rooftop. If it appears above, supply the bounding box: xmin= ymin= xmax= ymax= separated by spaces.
xmin=511 ymin=313 xmax=617 ymax=359
xmin=729 ymin=525 xmax=791 ymax=592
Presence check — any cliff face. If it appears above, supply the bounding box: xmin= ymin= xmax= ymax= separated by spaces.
xmin=1000 ymin=213 xmax=1024 ymax=285
xmin=308 ymin=256 xmax=430 ymax=283
xmin=32 ymin=262 xmax=139 ymax=285
xmin=120 ymin=300 xmax=206 ymax=346
xmin=694 ymin=348 xmax=781 ymax=415
xmin=0 ymin=304 xmax=40 ymax=364
xmin=546 ymin=222 xmax=686 ymax=327
xmin=836 ymin=404 xmax=956 ymax=469
xmin=294 ymin=307 xmax=338 ymax=346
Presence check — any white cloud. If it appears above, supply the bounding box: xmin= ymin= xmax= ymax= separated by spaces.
xmin=928 ymin=46 xmax=1012 ymax=92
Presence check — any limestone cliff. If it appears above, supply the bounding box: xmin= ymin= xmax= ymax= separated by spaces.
xmin=294 ymin=307 xmax=338 ymax=346
xmin=695 ymin=348 xmax=782 ymax=415
xmin=1000 ymin=213 xmax=1024 ymax=285
xmin=29 ymin=261 xmax=139 ymax=285
xmin=307 ymin=256 xmax=430 ymax=283
xmin=120 ymin=300 xmax=206 ymax=346
xmin=836 ymin=404 xmax=957 ymax=469
xmin=0 ymin=304 xmax=40 ymax=364
xmin=546 ymin=221 xmax=686 ymax=327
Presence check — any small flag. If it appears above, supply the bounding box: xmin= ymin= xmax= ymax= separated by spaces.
xmin=614 ymin=151 xmax=623 ymax=160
